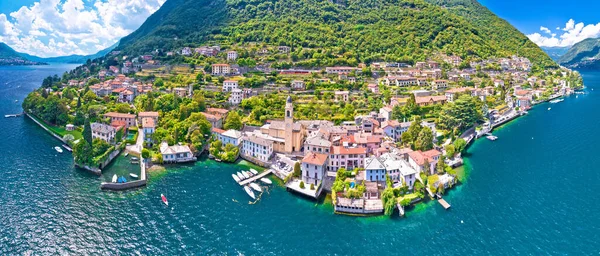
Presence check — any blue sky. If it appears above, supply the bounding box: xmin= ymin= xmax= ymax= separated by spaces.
xmin=480 ymin=0 xmax=600 ymax=47
xmin=0 ymin=0 xmax=165 ymax=57
xmin=0 ymin=0 xmax=598 ymax=57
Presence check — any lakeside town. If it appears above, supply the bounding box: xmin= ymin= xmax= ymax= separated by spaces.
xmin=20 ymin=44 xmax=583 ymax=217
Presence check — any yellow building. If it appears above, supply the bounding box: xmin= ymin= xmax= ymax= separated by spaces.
xmin=259 ymin=96 xmax=305 ymax=154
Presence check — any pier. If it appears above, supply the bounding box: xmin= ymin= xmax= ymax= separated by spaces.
xmin=239 ymin=169 xmax=273 ymax=186
xmin=438 ymin=198 xmax=451 ymax=210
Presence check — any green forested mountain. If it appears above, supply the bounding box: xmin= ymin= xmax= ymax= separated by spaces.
xmin=116 ymin=0 xmax=556 ymax=67
xmin=558 ymin=38 xmax=600 ymax=69
xmin=0 ymin=43 xmax=24 ymax=59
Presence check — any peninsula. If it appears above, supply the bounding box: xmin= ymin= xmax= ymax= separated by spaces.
xmin=21 ymin=0 xmax=584 ymax=217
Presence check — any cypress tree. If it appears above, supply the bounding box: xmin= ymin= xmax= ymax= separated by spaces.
xmin=83 ymin=118 xmax=93 ymax=145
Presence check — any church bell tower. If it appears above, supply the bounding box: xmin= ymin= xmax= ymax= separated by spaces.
xmin=284 ymin=95 xmax=294 ymax=153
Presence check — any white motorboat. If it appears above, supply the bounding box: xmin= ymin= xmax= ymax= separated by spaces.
xmin=548 ymin=107 xmax=551 ymax=110
xmin=54 ymin=146 xmax=63 ymax=153
xmin=249 ymin=182 xmax=262 ymax=192
xmin=237 ymin=172 xmax=245 ymax=180
xmin=486 ymin=135 xmax=498 ymax=141
xmin=130 ymin=173 xmax=139 ymax=179
xmin=241 ymin=171 xmax=250 ymax=179
xmin=124 ymin=152 xmax=129 ymax=157
xmin=550 ymin=99 xmax=564 ymax=104
xmin=260 ymin=178 xmax=272 ymax=185
xmin=244 ymin=186 xmax=255 ymax=200
xmin=161 ymin=194 xmax=169 ymax=206
xmin=250 ymin=169 xmax=258 ymax=175
xmin=232 ymin=174 xmax=240 ymax=183
xmin=112 ymin=174 xmax=118 ymax=183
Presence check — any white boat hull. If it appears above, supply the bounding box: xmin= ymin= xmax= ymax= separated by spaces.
xmin=260 ymin=178 xmax=272 ymax=185
xmin=244 ymin=186 xmax=255 ymax=199
xmin=250 ymin=182 xmax=262 ymax=192
xmin=232 ymin=174 xmax=240 ymax=183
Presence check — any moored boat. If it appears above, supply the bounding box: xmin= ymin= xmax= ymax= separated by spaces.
xmin=250 ymin=169 xmax=258 ymax=175
xmin=232 ymin=174 xmax=240 ymax=183
xmin=249 ymin=182 xmax=262 ymax=192
xmin=161 ymin=194 xmax=169 ymax=206
xmin=260 ymin=178 xmax=272 ymax=185
xmin=237 ymin=171 xmax=245 ymax=180
xmin=244 ymin=186 xmax=255 ymax=199
xmin=112 ymin=174 xmax=117 ymax=183
xmin=241 ymin=171 xmax=250 ymax=179
xmin=54 ymin=146 xmax=63 ymax=153
xmin=130 ymin=173 xmax=139 ymax=179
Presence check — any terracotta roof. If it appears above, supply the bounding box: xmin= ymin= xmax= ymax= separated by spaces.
xmin=408 ymin=149 xmax=441 ymax=165
xmin=139 ymin=111 xmax=159 ymax=117
xmin=112 ymin=87 xmax=126 ymax=93
xmin=201 ymin=112 xmax=222 ymax=121
xmin=381 ymin=120 xmax=400 ymax=128
xmin=207 ymin=108 xmax=229 ymax=115
xmin=302 ymin=152 xmax=329 ymax=166
xmin=415 ymin=96 xmax=446 ymax=104
xmin=445 ymin=87 xmax=474 ymax=94
xmin=104 ymin=112 xmax=136 ymax=119
xmin=142 ymin=117 xmax=155 ymax=128
xmin=331 ymin=146 xmax=367 ymax=155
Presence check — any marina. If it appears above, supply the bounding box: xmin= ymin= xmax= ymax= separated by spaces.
xmin=239 ymin=169 xmax=273 ymax=186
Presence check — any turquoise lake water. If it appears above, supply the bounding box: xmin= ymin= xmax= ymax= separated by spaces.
xmin=0 ymin=65 xmax=599 ymax=254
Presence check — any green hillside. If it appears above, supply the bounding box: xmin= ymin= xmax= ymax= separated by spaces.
xmin=116 ymin=0 xmax=556 ymax=67
xmin=0 ymin=42 xmax=27 ymax=59
xmin=558 ymin=38 xmax=600 ymax=68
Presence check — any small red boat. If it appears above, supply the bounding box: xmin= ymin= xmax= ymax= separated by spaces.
xmin=161 ymin=194 xmax=168 ymax=206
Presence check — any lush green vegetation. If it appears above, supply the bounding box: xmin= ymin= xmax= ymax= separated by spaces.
xmin=559 ymin=38 xmax=600 ymax=67
xmin=209 ymin=140 xmax=240 ymax=162
xmin=114 ymin=0 xmax=554 ymax=68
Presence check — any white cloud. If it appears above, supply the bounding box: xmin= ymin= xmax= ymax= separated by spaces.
xmin=540 ymin=26 xmax=551 ymax=34
xmin=0 ymin=0 xmax=166 ymax=57
xmin=527 ymin=19 xmax=600 ymax=47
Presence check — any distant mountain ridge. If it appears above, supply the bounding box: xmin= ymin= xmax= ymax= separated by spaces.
xmin=0 ymin=42 xmax=116 ymax=65
xmin=114 ymin=0 xmax=556 ymax=67
xmin=541 ymin=46 xmax=570 ymax=61
xmin=558 ymin=38 xmax=600 ymax=69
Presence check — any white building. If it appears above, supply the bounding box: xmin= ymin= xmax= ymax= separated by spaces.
xmin=364 ymin=156 xmax=386 ymax=182
xmin=212 ymin=64 xmax=231 ymax=76
xmin=215 ymin=129 xmax=243 ymax=147
xmin=328 ymin=146 xmax=367 ymax=172
xmin=381 ymin=120 xmax=411 ymax=142
xmin=242 ymin=133 xmax=274 ymax=163
xmin=181 ymin=47 xmax=192 ymax=56
xmin=159 ymin=142 xmax=196 ymax=163
xmin=380 ymin=153 xmax=417 ymax=189
xmin=407 ymin=149 xmax=441 ymax=175
xmin=223 ymin=80 xmax=239 ymax=92
xmin=291 ymin=80 xmax=305 ymax=90
xmin=229 ymin=88 xmax=243 ymax=105
xmin=227 ymin=51 xmax=238 ymax=61
xmin=301 ymin=152 xmax=328 ymax=186
xmin=91 ymin=122 xmax=116 ymax=143
xmin=303 ymin=134 xmax=332 ymax=154
xmin=141 ymin=117 xmax=156 ymax=145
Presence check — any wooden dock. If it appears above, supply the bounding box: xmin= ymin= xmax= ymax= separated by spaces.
xmin=438 ymin=198 xmax=451 ymax=210
xmin=239 ymin=169 xmax=273 ymax=186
